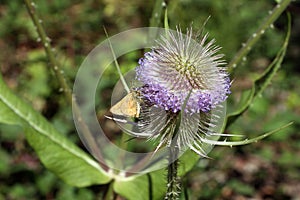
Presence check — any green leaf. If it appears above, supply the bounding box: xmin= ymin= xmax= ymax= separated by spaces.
xmin=0 ymin=74 xmax=111 ymax=187
xmin=113 ymin=150 xmax=201 ymax=200
xmin=114 ymin=169 xmax=166 ymax=200
xmin=178 ymin=150 xmax=201 ymax=177
xmin=226 ymin=88 xmax=255 ymax=127
xmin=225 ymin=13 xmax=291 ymax=129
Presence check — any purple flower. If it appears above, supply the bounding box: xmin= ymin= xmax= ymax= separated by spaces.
xmin=133 ymin=28 xmax=231 ymax=157
xmin=136 ymin=29 xmax=230 ymax=114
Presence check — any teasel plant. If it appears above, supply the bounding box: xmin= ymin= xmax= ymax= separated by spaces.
xmin=122 ymin=3 xmax=292 ymax=198
xmin=132 ymin=27 xmax=232 ymax=199
xmin=111 ymin=4 xmax=292 ymax=199
xmin=17 ymin=0 xmax=294 ymax=199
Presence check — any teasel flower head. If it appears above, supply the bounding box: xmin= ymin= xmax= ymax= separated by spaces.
xmin=134 ymin=28 xmax=231 ymax=156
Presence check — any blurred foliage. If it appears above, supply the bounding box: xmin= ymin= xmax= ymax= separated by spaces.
xmin=0 ymin=0 xmax=299 ymax=199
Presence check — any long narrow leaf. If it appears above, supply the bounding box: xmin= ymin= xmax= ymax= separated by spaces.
xmin=204 ymin=122 xmax=293 ymax=146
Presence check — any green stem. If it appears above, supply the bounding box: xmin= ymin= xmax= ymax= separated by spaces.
xmin=165 ymin=145 xmax=180 ymax=200
xmin=150 ymin=0 xmax=166 ymax=27
xmin=23 ymin=0 xmax=72 ymax=103
xmin=148 ymin=0 xmax=166 ymax=43
xmin=228 ymin=0 xmax=291 ymax=72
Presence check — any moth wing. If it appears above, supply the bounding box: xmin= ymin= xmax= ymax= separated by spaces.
xmin=109 ymin=99 xmax=124 ymax=116
xmin=110 ymin=93 xmax=138 ymax=117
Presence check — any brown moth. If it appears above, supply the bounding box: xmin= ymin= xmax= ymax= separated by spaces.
xmin=110 ymin=92 xmax=140 ymax=118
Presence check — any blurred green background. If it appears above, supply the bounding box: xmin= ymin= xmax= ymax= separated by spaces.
xmin=0 ymin=0 xmax=300 ymax=199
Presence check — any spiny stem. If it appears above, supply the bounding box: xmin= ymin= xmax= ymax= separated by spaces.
xmin=150 ymin=0 xmax=166 ymax=27
xmin=228 ymin=0 xmax=291 ymax=72
xmin=148 ymin=0 xmax=166 ymax=43
xmin=165 ymin=146 xmax=180 ymax=200
xmin=23 ymin=0 xmax=72 ymax=103
xmin=24 ymin=0 xmax=106 ymax=169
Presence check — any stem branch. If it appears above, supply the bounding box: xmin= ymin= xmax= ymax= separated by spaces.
xmin=228 ymin=0 xmax=291 ymax=72
xmin=23 ymin=0 xmax=72 ymax=103
xmin=24 ymin=0 xmax=106 ymax=170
